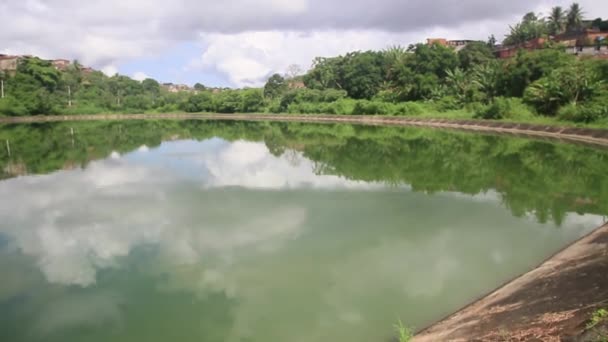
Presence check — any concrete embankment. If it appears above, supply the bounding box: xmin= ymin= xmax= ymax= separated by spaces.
xmin=2 ymin=113 xmax=608 ymax=148
xmin=414 ymin=223 xmax=608 ymax=341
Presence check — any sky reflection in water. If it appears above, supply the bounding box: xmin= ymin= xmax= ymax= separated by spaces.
xmin=0 ymin=134 xmax=604 ymax=342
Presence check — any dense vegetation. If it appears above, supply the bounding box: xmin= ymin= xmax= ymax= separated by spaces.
xmin=0 ymin=3 xmax=606 ymax=124
xmin=2 ymin=120 xmax=608 ymax=225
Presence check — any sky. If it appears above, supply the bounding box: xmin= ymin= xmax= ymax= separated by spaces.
xmin=1 ymin=0 xmax=607 ymax=88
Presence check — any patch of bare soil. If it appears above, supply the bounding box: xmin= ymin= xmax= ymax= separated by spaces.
xmin=414 ymin=224 xmax=608 ymax=342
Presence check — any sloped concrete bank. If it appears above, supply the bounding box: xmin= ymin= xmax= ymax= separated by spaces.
xmin=1 ymin=113 xmax=608 ymax=148
xmin=414 ymin=223 xmax=608 ymax=341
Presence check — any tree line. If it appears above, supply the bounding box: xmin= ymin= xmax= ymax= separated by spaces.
xmin=0 ymin=2 xmax=606 ymax=123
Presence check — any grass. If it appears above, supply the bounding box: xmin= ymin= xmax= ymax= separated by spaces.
xmin=587 ymin=308 xmax=608 ymax=329
xmin=394 ymin=319 xmax=414 ymax=342
xmin=584 ymin=308 xmax=608 ymax=342
xmin=5 ymin=109 xmax=608 ymax=130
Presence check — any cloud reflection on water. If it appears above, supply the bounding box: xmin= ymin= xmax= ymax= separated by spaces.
xmin=0 ymin=138 xmax=604 ymax=341
xmin=0 ymin=139 xmax=375 ymax=286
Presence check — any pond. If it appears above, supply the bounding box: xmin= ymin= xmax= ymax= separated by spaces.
xmin=0 ymin=120 xmax=607 ymax=342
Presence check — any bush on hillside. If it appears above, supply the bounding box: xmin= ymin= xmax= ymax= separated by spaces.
xmin=432 ymin=96 xmax=462 ymax=112
xmin=474 ymin=97 xmax=534 ymax=120
xmin=394 ymin=102 xmax=425 ymax=116
xmin=558 ymin=96 xmax=608 ymax=123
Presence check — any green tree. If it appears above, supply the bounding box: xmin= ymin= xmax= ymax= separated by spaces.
xmin=60 ymin=63 xmax=83 ymax=107
xmin=566 ymin=3 xmax=584 ymax=32
xmin=396 ymin=43 xmax=459 ymax=100
xmin=547 ymin=6 xmax=566 ymax=35
xmin=340 ymin=51 xmax=386 ymax=99
xmin=472 ymin=61 xmax=500 ymax=103
xmin=263 ymin=74 xmax=287 ymax=99
xmin=193 ymin=83 xmax=206 ymax=91
xmin=18 ymin=57 xmax=60 ymax=90
xmin=241 ymin=88 xmax=265 ymax=112
xmin=303 ymin=56 xmax=345 ymax=90
xmin=524 ymin=60 xmax=600 ymax=115
xmin=504 ymin=12 xmax=547 ymax=45
xmin=214 ymin=90 xmax=242 ymax=113
xmin=498 ymin=48 xmax=574 ymax=97
xmin=142 ymin=78 xmax=161 ymax=95
xmin=3 ymin=57 xmax=62 ymax=115
xmin=180 ymin=92 xmax=213 ymax=112
xmin=487 ymin=35 xmax=497 ymax=47
xmin=458 ymin=42 xmax=494 ymax=70
xmin=445 ymin=68 xmax=475 ymax=103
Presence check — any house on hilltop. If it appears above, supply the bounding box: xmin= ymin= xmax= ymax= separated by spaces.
xmin=162 ymin=83 xmax=193 ymax=93
xmin=0 ymin=55 xmax=21 ymax=73
xmin=51 ymin=59 xmax=71 ymax=71
xmin=494 ymin=19 xmax=608 ymax=59
xmin=494 ymin=37 xmax=548 ymax=59
xmin=426 ymin=38 xmax=483 ymax=51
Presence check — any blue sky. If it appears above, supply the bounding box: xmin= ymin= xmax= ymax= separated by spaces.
xmin=119 ymin=42 xmax=230 ymax=87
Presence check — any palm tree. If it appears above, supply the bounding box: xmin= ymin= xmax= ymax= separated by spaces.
xmin=382 ymin=45 xmax=409 ymax=89
xmin=445 ymin=68 xmax=472 ymax=103
xmin=472 ymin=61 xmax=499 ymax=103
xmin=566 ymin=3 xmax=584 ymax=32
xmin=547 ymin=6 xmax=566 ymax=35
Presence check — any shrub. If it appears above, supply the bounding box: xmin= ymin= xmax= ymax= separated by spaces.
xmin=558 ymin=97 xmax=608 ymax=123
xmin=0 ymin=97 xmax=29 ymax=116
xmin=241 ymin=89 xmax=265 ymax=113
xmin=325 ymin=99 xmax=356 ymax=115
xmin=475 ymin=97 xmax=534 ymax=120
xmin=394 ymin=102 xmax=424 ymax=116
xmin=523 ymin=61 xmax=600 ymax=116
xmin=320 ymin=89 xmax=348 ymax=102
xmin=287 ymin=102 xmax=323 ymax=114
xmin=213 ymin=91 xmax=242 ymax=113
xmin=432 ymin=96 xmax=462 ymax=112
xmin=60 ymin=104 xmax=106 ymax=115
xmin=351 ymin=100 xmax=391 ymax=115
xmin=373 ymin=90 xmax=400 ymax=103
xmin=587 ymin=308 xmax=608 ymax=329
xmin=266 ymin=99 xmax=282 ymax=113
xmin=179 ymin=92 xmax=213 ymax=112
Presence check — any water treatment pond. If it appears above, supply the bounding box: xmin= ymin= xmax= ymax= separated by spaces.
xmin=0 ymin=120 xmax=607 ymax=342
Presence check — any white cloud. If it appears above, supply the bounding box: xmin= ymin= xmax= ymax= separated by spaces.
xmin=197 ymin=30 xmax=419 ymax=87
xmin=179 ymin=139 xmax=384 ymax=189
xmin=101 ymin=65 xmax=118 ymax=77
xmin=1 ymin=0 xmax=606 ymax=86
xmin=132 ymin=71 xmax=150 ymax=81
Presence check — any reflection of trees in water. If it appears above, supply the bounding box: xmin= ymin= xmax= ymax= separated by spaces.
xmin=0 ymin=120 xmax=607 ymax=224
xmin=284 ymin=149 xmax=301 ymax=167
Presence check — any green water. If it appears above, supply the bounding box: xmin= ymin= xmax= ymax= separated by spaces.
xmin=0 ymin=120 xmax=607 ymax=342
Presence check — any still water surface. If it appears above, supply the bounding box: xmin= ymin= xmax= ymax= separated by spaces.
xmin=0 ymin=120 xmax=606 ymax=341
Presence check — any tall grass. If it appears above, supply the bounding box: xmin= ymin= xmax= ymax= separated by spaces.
xmin=394 ymin=319 xmax=414 ymax=342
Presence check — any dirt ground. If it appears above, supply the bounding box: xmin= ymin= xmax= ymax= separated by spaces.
xmin=414 ymin=223 xmax=608 ymax=342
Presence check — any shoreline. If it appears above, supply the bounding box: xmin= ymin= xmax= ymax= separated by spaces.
xmin=1 ymin=113 xmax=608 ymax=148
xmin=414 ymin=222 xmax=608 ymax=341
